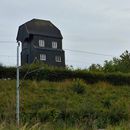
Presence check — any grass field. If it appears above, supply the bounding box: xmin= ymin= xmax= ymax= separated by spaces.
xmin=0 ymin=123 xmax=130 ymax=130
xmin=0 ymin=79 xmax=130 ymax=129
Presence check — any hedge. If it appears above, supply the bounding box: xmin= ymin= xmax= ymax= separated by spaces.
xmin=0 ymin=65 xmax=130 ymax=85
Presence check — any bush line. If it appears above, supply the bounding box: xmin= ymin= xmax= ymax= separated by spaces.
xmin=0 ymin=65 xmax=130 ymax=85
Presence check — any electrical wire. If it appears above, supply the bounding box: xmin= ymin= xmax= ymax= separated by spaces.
xmin=0 ymin=40 xmax=115 ymax=57
xmin=0 ymin=40 xmax=116 ymax=67
xmin=65 ymin=49 xmax=114 ymax=57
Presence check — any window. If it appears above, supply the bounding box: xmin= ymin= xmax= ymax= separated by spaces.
xmin=52 ymin=41 xmax=57 ymax=48
xmin=40 ymin=54 xmax=46 ymax=61
xmin=55 ymin=56 xmax=61 ymax=62
xmin=39 ymin=40 xmax=45 ymax=47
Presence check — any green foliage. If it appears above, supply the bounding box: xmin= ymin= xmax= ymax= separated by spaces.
xmin=1 ymin=50 xmax=130 ymax=85
xmin=0 ymin=80 xmax=130 ymax=129
xmin=88 ymin=50 xmax=130 ymax=73
xmin=0 ymin=122 xmax=130 ymax=130
xmin=1 ymin=62 xmax=130 ymax=85
xmin=88 ymin=64 xmax=103 ymax=72
xmin=71 ymin=79 xmax=86 ymax=94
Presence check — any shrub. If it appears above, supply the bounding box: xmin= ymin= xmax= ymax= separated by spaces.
xmin=71 ymin=79 xmax=86 ymax=94
xmin=1 ymin=63 xmax=130 ymax=85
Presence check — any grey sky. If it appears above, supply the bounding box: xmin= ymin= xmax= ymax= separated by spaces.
xmin=0 ymin=0 xmax=130 ymax=68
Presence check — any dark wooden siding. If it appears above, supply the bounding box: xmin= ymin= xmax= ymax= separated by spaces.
xmin=32 ymin=49 xmax=65 ymax=67
xmin=21 ymin=35 xmax=65 ymax=67
xmin=18 ymin=19 xmax=65 ymax=67
xmin=32 ymin=35 xmax=62 ymax=49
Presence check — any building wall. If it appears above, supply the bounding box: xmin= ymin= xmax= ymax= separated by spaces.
xmin=32 ymin=35 xmax=62 ymax=49
xmin=21 ymin=38 xmax=32 ymax=65
xmin=32 ymin=49 xmax=65 ymax=67
xmin=21 ymin=35 xmax=65 ymax=67
xmin=21 ymin=49 xmax=29 ymax=65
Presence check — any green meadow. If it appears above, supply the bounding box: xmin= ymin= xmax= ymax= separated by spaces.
xmin=0 ymin=79 xmax=130 ymax=129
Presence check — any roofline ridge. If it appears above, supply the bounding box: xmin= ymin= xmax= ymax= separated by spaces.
xmin=32 ymin=18 xmax=50 ymax=22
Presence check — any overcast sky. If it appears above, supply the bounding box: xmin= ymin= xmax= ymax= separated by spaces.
xmin=0 ymin=0 xmax=130 ymax=68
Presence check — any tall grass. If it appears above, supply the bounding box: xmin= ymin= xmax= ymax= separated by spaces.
xmin=0 ymin=122 xmax=129 ymax=130
xmin=0 ymin=79 xmax=130 ymax=129
xmin=0 ymin=122 xmax=83 ymax=130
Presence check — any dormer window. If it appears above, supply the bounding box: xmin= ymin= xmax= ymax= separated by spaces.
xmin=52 ymin=41 xmax=57 ymax=48
xmin=39 ymin=40 xmax=45 ymax=47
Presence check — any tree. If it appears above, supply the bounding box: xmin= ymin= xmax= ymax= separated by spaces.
xmin=88 ymin=64 xmax=102 ymax=72
xmin=103 ymin=50 xmax=130 ymax=73
xmin=88 ymin=50 xmax=130 ymax=73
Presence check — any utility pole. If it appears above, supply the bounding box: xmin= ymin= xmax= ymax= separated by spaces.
xmin=16 ymin=42 xmax=43 ymax=127
xmin=16 ymin=41 xmax=20 ymax=127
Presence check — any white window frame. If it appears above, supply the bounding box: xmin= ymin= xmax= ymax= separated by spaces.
xmin=39 ymin=40 xmax=45 ymax=47
xmin=55 ymin=56 xmax=61 ymax=62
xmin=40 ymin=54 xmax=46 ymax=61
xmin=52 ymin=41 xmax=57 ymax=48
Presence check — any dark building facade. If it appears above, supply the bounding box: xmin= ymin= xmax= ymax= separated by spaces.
xmin=16 ymin=19 xmax=65 ymax=67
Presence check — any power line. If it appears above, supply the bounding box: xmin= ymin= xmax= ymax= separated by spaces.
xmin=0 ymin=40 xmax=115 ymax=57
xmin=65 ymin=49 xmax=114 ymax=57
xmin=0 ymin=50 xmax=114 ymax=58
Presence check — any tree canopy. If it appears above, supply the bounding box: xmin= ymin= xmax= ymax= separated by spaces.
xmin=88 ymin=50 xmax=130 ymax=73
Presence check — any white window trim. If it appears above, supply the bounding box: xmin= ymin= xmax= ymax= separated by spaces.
xmin=39 ymin=40 xmax=45 ymax=47
xmin=52 ymin=41 xmax=57 ymax=48
xmin=40 ymin=54 xmax=46 ymax=61
xmin=55 ymin=56 xmax=61 ymax=62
